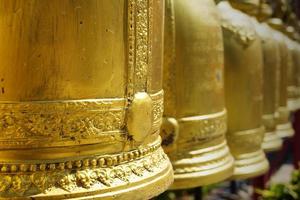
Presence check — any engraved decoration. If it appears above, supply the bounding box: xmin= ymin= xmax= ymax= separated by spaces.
xmin=0 ymin=147 xmax=169 ymax=197
xmin=0 ymin=91 xmax=163 ymax=148
xmin=127 ymin=0 xmax=152 ymax=94
xmin=177 ymin=110 xmax=228 ymax=150
xmin=0 ymin=100 xmax=125 ymax=148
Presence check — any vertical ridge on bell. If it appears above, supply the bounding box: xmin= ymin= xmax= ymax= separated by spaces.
xmin=0 ymin=0 xmax=173 ymax=199
xmin=253 ymin=20 xmax=283 ymax=152
xmin=217 ymin=1 xmax=269 ymax=179
xmin=162 ymin=0 xmax=234 ymax=189
xmin=126 ymin=0 xmax=150 ymax=94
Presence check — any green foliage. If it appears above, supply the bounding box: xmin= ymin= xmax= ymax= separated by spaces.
xmin=258 ymin=168 xmax=300 ymax=200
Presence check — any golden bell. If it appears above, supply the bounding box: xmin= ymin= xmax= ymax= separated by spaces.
xmin=294 ymin=42 xmax=300 ymax=107
xmin=287 ymin=29 xmax=300 ymax=111
xmin=217 ymin=1 xmax=269 ymax=179
xmin=268 ymin=18 xmax=295 ymax=138
xmin=252 ymin=20 xmax=283 ymax=152
xmin=285 ymin=26 xmax=300 ymax=112
xmin=242 ymin=1 xmax=283 ymax=152
xmin=252 ymin=2 xmax=283 ymax=152
xmin=284 ymin=10 xmax=300 ymax=110
xmin=0 ymin=1 xmax=173 ymax=199
xmin=162 ymin=0 xmax=234 ymax=189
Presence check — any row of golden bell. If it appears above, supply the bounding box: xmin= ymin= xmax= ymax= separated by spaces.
xmin=0 ymin=0 xmax=299 ymax=199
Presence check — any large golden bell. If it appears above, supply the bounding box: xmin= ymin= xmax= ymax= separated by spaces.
xmin=252 ymin=20 xmax=283 ymax=152
xmin=162 ymin=0 xmax=234 ymax=189
xmin=268 ymin=18 xmax=295 ymax=138
xmin=0 ymin=1 xmax=173 ymax=199
xmin=217 ymin=1 xmax=269 ymax=180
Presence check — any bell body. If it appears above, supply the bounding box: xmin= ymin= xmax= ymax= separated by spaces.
xmin=218 ymin=1 xmax=269 ymax=180
xmin=268 ymin=23 xmax=295 ymax=138
xmin=286 ymin=37 xmax=299 ymax=112
xmin=0 ymin=0 xmax=173 ymax=199
xmin=291 ymin=41 xmax=300 ymax=110
xmin=162 ymin=0 xmax=234 ymax=189
xmin=252 ymin=20 xmax=282 ymax=152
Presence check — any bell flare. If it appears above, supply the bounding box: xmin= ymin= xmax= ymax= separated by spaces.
xmin=276 ymin=120 xmax=295 ymax=138
xmin=232 ymin=150 xmax=270 ymax=180
xmin=262 ymin=114 xmax=283 ymax=152
xmin=171 ymin=141 xmax=234 ymax=189
xmin=262 ymin=132 xmax=283 ymax=152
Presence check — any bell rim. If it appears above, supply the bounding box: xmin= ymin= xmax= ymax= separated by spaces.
xmin=231 ymin=150 xmax=269 ymax=180
xmin=169 ymin=141 xmax=234 ymax=189
xmin=262 ymin=131 xmax=283 ymax=153
xmin=170 ymin=154 xmax=234 ymax=189
xmin=0 ymin=148 xmax=174 ymax=200
xmin=276 ymin=122 xmax=295 ymax=138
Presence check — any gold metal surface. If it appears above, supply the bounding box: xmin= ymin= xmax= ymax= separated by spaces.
xmin=218 ymin=1 xmax=269 ymax=180
xmin=294 ymin=43 xmax=300 ymax=108
xmin=0 ymin=0 xmax=173 ymax=199
xmin=267 ymin=19 xmax=295 ymax=138
xmin=290 ymin=39 xmax=300 ymax=110
xmin=257 ymin=3 xmax=272 ymax=22
xmin=252 ymin=20 xmax=282 ymax=152
xmin=285 ymin=34 xmax=299 ymax=111
xmin=162 ymin=0 xmax=234 ymax=189
xmin=229 ymin=0 xmax=259 ymax=15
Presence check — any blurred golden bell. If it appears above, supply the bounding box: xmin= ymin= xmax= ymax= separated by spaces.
xmin=288 ymin=35 xmax=300 ymax=110
xmin=268 ymin=20 xmax=295 ymax=138
xmin=218 ymin=1 xmax=269 ymax=179
xmin=252 ymin=20 xmax=283 ymax=152
xmin=234 ymin=0 xmax=283 ymax=151
xmin=162 ymin=0 xmax=234 ymax=189
xmin=285 ymin=27 xmax=300 ymax=112
xmin=0 ymin=0 xmax=173 ymax=199
xmin=294 ymin=43 xmax=300 ymax=107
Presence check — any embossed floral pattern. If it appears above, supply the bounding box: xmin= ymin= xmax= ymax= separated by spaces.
xmin=0 ymin=100 xmax=125 ymax=147
xmin=0 ymin=92 xmax=163 ymax=148
xmin=0 ymin=149 xmax=168 ymax=197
